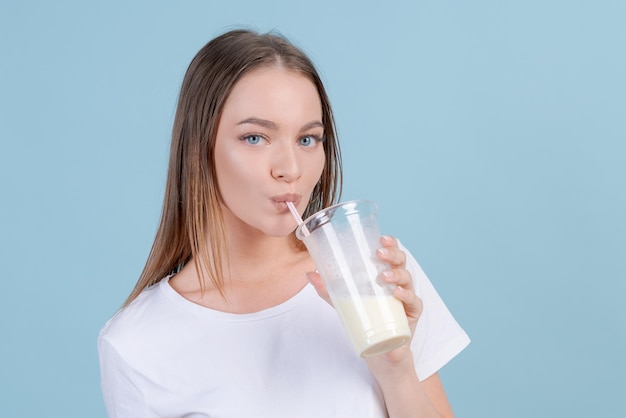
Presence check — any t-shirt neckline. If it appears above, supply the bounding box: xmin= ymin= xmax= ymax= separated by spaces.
xmin=159 ymin=275 xmax=313 ymax=322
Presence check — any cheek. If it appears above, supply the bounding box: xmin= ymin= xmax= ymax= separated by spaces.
xmin=215 ymin=153 xmax=242 ymax=205
xmin=310 ymin=150 xmax=326 ymax=184
xmin=216 ymin=147 xmax=251 ymax=185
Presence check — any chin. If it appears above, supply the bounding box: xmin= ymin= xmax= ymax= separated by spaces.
xmin=260 ymin=222 xmax=298 ymax=238
xmin=264 ymin=228 xmax=297 ymax=238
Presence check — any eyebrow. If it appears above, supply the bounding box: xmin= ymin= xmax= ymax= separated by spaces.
xmin=238 ymin=117 xmax=278 ymax=130
xmin=237 ymin=117 xmax=323 ymax=132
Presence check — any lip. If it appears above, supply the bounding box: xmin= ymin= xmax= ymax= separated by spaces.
xmin=270 ymin=193 xmax=301 ymax=211
xmin=271 ymin=193 xmax=301 ymax=204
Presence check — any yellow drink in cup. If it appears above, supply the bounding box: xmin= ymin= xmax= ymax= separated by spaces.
xmin=295 ymin=200 xmax=411 ymax=357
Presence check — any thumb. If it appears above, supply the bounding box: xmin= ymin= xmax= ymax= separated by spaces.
xmin=306 ymin=271 xmax=332 ymax=306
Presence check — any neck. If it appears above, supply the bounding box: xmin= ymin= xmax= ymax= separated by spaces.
xmin=169 ymin=210 xmax=312 ymax=312
xmin=220 ymin=211 xmax=304 ymax=282
xmin=229 ymin=226 xmax=296 ymax=260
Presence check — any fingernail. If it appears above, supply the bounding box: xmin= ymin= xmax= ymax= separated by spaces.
xmin=377 ymin=248 xmax=389 ymax=256
xmin=381 ymin=271 xmax=394 ymax=281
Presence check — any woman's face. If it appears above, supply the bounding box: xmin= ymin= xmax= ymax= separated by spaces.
xmin=214 ymin=65 xmax=325 ymax=238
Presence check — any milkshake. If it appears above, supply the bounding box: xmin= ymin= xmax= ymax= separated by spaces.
xmin=333 ymin=293 xmax=411 ymax=357
xmin=295 ymin=200 xmax=412 ymax=357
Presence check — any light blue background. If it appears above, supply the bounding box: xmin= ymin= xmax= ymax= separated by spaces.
xmin=1 ymin=0 xmax=624 ymax=416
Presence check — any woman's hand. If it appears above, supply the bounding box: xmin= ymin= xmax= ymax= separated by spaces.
xmin=369 ymin=235 xmax=422 ymax=364
xmin=305 ymin=235 xmax=423 ymax=366
xmin=307 ymin=236 xmax=446 ymax=417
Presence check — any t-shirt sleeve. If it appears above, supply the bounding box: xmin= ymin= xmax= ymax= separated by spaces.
xmin=98 ymin=332 xmax=156 ymax=418
xmin=400 ymin=243 xmax=471 ymax=381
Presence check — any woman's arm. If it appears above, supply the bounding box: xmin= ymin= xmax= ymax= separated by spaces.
xmin=422 ymin=373 xmax=455 ymax=417
xmin=306 ymin=235 xmax=456 ymax=417
xmin=368 ymin=236 xmax=455 ymax=417
xmin=365 ymin=355 xmax=453 ymax=418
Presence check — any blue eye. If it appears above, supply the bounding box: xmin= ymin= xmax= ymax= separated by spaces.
xmin=299 ymin=135 xmax=321 ymax=147
xmin=243 ymin=135 xmax=263 ymax=145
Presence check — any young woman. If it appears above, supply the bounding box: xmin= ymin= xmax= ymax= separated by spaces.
xmin=98 ymin=29 xmax=470 ymax=418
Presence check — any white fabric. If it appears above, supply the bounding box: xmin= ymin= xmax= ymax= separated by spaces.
xmin=98 ymin=248 xmax=470 ymax=418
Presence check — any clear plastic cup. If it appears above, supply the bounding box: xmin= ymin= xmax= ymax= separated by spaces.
xmin=296 ymin=199 xmax=411 ymax=357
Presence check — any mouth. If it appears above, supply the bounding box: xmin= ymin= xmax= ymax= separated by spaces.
xmin=270 ymin=193 xmax=301 ymax=210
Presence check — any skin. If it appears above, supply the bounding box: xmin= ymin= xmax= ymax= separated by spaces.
xmin=170 ymin=65 xmax=455 ymax=417
xmin=307 ymin=237 xmax=455 ymax=418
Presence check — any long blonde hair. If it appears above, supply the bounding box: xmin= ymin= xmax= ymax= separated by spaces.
xmin=124 ymin=30 xmax=342 ymax=306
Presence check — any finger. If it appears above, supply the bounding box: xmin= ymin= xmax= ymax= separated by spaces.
xmin=376 ymin=238 xmax=406 ymax=269
xmin=380 ymin=235 xmax=397 ymax=247
xmin=380 ymin=268 xmax=415 ymax=292
xmin=393 ymin=286 xmax=423 ymax=324
xmin=305 ymin=271 xmax=333 ymax=306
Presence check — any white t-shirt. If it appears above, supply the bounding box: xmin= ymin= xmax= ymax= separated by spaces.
xmin=98 ymin=249 xmax=470 ymax=418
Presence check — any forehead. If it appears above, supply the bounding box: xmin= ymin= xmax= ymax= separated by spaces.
xmin=221 ymin=66 xmax=322 ymax=122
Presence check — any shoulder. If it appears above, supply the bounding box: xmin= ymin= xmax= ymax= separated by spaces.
xmin=98 ymin=281 xmax=166 ymax=356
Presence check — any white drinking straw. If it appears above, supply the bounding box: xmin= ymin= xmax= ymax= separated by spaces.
xmin=286 ymin=201 xmax=310 ymax=237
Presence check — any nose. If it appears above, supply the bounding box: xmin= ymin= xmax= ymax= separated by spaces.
xmin=271 ymin=141 xmax=301 ymax=182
